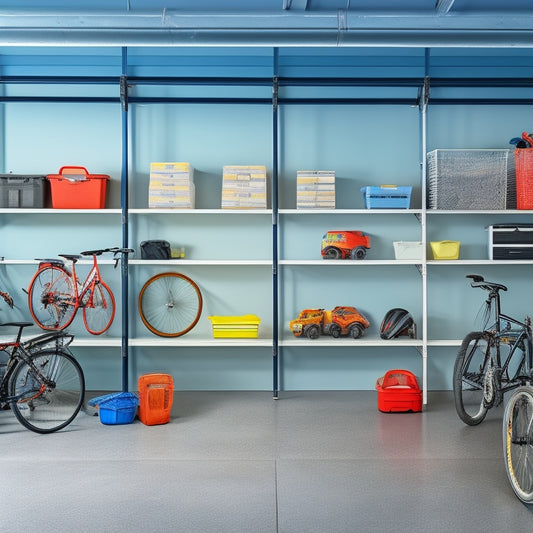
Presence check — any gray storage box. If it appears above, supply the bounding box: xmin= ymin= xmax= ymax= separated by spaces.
xmin=0 ymin=175 xmax=47 ymax=208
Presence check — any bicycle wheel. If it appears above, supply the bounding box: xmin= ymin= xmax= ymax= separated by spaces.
xmin=503 ymin=386 xmax=533 ymax=503
xmin=28 ymin=265 xmax=76 ymax=331
xmin=453 ymin=331 xmax=492 ymax=426
xmin=138 ymin=272 xmax=202 ymax=337
xmin=82 ymin=281 xmax=116 ymax=335
xmin=9 ymin=349 xmax=85 ymax=434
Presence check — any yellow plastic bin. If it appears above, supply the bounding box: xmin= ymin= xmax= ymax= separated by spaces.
xmin=208 ymin=315 xmax=261 ymax=338
xmin=430 ymin=240 xmax=460 ymax=260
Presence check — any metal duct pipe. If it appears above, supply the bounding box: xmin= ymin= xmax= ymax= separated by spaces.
xmin=0 ymin=10 xmax=532 ymax=47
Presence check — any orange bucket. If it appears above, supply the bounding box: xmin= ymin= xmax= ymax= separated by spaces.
xmin=137 ymin=373 xmax=174 ymax=426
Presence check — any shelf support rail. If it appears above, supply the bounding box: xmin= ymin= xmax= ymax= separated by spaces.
xmin=272 ymin=72 xmax=280 ymax=399
xmin=418 ymin=72 xmax=430 ymax=405
xmin=120 ymin=48 xmax=130 ymax=392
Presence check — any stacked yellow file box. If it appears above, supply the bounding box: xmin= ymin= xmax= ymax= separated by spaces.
xmin=149 ymin=162 xmax=195 ymax=208
xmin=221 ymin=165 xmax=267 ymax=209
xmin=297 ymin=170 xmax=335 ymax=209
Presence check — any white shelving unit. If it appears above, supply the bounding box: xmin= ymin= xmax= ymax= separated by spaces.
xmin=2 ymin=49 xmax=533 ymax=399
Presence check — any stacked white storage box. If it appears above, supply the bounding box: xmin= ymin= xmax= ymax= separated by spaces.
xmin=149 ymin=162 xmax=195 ymax=208
xmin=297 ymin=170 xmax=335 ymax=209
xmin=221 ymin=165 xmax=267 ymax=209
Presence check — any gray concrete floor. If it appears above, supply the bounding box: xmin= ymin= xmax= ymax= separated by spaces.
xmin=0 ymin=391 xmax=531 ymax=533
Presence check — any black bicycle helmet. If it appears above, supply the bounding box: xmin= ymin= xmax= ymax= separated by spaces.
xmin=380 ymin=308 xmax=415 ymax=339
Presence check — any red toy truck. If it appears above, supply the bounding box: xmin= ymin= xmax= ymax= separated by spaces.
xmin=321 ymin=230 xmax=371 ymax=260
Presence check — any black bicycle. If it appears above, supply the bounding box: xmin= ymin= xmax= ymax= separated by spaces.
xmin=453 ymin=275 xmax=532 ymax=427
xmin=0 ymin=322 xmax=85 ymax=433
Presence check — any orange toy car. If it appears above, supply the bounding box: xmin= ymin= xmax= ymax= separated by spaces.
xmin=289 ymin=306 xmax=370 ymax=339
xmin=321 ymin=230 xmax=371 ymax=260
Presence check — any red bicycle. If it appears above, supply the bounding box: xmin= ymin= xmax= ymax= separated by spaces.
xmin=27 ymin=247 xmax=129 ymax=335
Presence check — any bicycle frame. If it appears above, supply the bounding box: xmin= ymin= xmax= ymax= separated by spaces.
xmin=0 ymin=328 xmax=73 ymax=404
xmin=68 ymin=254 xmax=107 ymax=313
xmin=483 ymin=288 xmax=533 ymax=391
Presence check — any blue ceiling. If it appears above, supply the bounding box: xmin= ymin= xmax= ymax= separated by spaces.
xmin=0 ymin=1 xmax=531 ymax=13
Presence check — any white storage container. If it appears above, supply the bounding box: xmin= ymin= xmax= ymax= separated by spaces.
xmin=393 ymin=241 xmax=424 ymax=260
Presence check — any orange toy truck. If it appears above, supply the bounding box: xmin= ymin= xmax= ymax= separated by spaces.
xmin=321 ymin=230 xmax=371 ymax=260
xmin=289 ymin=306 xmax=370 ymax=339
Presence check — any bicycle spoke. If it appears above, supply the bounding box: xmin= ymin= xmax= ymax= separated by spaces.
xmin=82 ymin=282 xmax=115 ymax=335
xmin=9 ymin=350 xmax=84 ymax=433
xmin=504 ymin=387 xmax=533 ymax=502
xmin=28 ymin=266 xmax=76 ymax=330
xmin=139 ymin=273 xmax=202 ymax=337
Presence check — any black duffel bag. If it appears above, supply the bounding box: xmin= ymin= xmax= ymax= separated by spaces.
xmin=140 ymin=240 xmax=171 ymax=260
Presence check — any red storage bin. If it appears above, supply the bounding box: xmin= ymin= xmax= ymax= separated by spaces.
xmin=137 ymin=373 xmax=174 ymax=426
xmin=375 ymin=369 xmax=422 ymax=413
xmin=47 ymin=166 xmax=109 ymax=209
xmin=515 ymin=149 xmax=533 ymax=210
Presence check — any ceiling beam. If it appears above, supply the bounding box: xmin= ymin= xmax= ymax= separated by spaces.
xmin=0 ymin=9 xmax=532 ymax=47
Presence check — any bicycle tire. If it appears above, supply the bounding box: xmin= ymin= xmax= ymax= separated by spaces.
xmin=138 ymin=272 xmax=202 ymax=337
xmin=503 ymin=386 xmax=533 ymax=503
xmin=9 ymin=349 xmax=85 ymax=434
xmin=82 ymin=281 xmax=116 ymax=335
xmin=28 ymin=265 xmax=76 ymax=331
xmin=453 ymin=331 xmax=492 ymax=426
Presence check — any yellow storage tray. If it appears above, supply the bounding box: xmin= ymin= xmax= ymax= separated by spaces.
xmin=208 ymin=315 xmax=261 ymax=338
xmin=430 ymin=240 xmax=460 ymax=260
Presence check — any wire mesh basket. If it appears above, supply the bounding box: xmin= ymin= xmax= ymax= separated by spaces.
xmin=427 ymin=149 xmax=515 ymax=210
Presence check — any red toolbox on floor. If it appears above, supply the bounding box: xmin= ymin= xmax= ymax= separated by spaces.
xmin=137 ymin=373 xmax=174 ymax=426
xmin=47 ymin=166 xmax=109 ymax=209
xmin=375 ymin=369 xmax=422 ymax=413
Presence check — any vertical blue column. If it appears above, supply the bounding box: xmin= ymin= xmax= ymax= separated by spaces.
xmin=272 ymin=50 xmax=280 ymax=399
xmin=120 ymin=47 xmax=129 ymax=392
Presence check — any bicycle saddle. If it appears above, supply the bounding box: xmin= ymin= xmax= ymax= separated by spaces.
xmin=466 ymin=274 xmax=507 ymax=292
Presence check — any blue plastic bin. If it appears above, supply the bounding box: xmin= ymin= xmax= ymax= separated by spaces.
xmin=361 ymin=186 xmax=412 ymax=209
xmin=90 ymin=392 xmax=139 ymax=425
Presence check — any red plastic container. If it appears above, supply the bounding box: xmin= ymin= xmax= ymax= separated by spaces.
xmin=137 ymin=373 xmax=174 ymax=426
xmin=375 ymin=369 xmax=422 ymax=413
xmin=515 ymin=148 xmax=533 ymax=209
xmin=47 ymin=166 xmax=109 ymax=209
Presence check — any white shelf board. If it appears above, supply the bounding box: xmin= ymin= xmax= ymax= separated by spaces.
xmin=427 ymin=339 xmax=463 ymax=347
xmin=129 ymin=208 xmax=272 ymax=215
xmin=0 ymin=208 xmax=121 ymax=214
xmin=0 ymin=258 xmax=117 ymax=265
xmin=130 ymin=337 xmax=272 ymax=347
xmin=129 ymin=259 xmax=272 ymax=266
xmin=279 ymin=209 xmax=422 ymax=215
xmin=427 ymin=259 xmax=533 ymax=265
xmin=279 ymin=259 xmax=421 ymax=266
xmin=71 ymin=337 xmax=122 ymax=347
xmin=279 ymin=338 xmax=423 ymax=347
xmin=426 ymin=210 xmax=533 ymax=215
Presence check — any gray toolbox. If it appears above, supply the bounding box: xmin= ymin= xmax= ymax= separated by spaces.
xmin=0 ymin=174 xmax=48 ymax=208
xmin=488 ymin=224 xmax=533 ymax=260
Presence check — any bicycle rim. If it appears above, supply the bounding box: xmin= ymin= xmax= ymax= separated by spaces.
xmin=82 ymin=281 xmax=116 ymax=335
xmin=9 ymin=350 xmax=85 ymax=434
xmin=28 ymin=265 xmax=76 ymax=331
xmin=138 ymin=272 xmax=202 ymax=337
xmin=453 ymin=331 xmax=491 ymax=426
xmin=503 ymin=387 xmax=533 ymax=503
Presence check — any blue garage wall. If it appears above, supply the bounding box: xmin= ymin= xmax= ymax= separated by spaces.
xmin=1 ymin=46 xmax=533 ymax=391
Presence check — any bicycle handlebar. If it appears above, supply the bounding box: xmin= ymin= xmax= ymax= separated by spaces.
xmin=80 ymin=247 xmax=135 ymax=257
xmin=466 ymin=274 xmax=507 ymax=292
